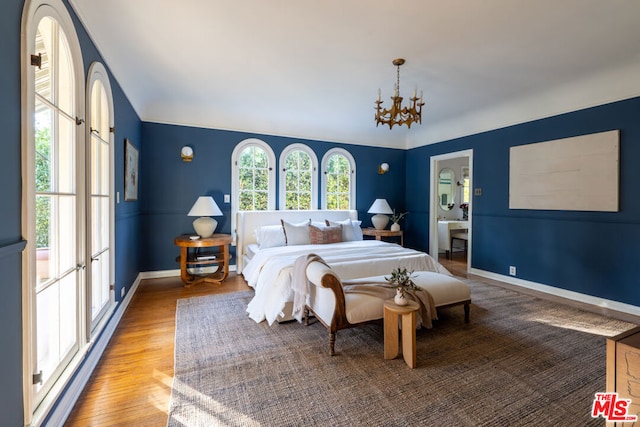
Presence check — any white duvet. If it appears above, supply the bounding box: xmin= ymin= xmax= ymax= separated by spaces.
xmin=243 ymin=240 xmax=450 ymax=324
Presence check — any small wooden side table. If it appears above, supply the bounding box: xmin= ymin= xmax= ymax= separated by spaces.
xmin=362 ymin=228 xmax=404 ymax=246
xmin=384 ymin=299 xmax=419 ymax=368
xmin=174 ymin=233 xmax=232 ymax=287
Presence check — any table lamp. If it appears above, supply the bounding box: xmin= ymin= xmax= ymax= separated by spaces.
xmin=368 ymin=198 xmax=393 ymax=230
xmin=188 ymin=196 xmax=223 ymax=238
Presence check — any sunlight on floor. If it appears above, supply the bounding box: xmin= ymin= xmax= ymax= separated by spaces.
xmin=525 ymin=314 xmax=632 ymax=337
xmin=151 ymin=369 xmax=174 ymax=414
xmin=169 ymin=378 xmax=259 ymax=426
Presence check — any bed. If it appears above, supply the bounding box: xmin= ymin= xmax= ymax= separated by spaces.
xmin=236 ymin=210 xmax=450 ymax=324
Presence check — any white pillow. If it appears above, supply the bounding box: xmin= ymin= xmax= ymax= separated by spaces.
xmin=281 ymin=219 xmax=311 ymax=245
xmin=327 ymin=218 xmax=363 ymax=241
xmin=311 ymin=220 xmax=327 ymax=229
xmin=255 ymin=225 xmax=286 ymax=249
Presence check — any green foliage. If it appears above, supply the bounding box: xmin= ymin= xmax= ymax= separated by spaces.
xmin=35 ymin=127 xmax=51 ymax=248
xmin=325 ymin=154 xmax=350 ymax=210
xmin=385 ymin=266 xmax=419 ymax=292
xmin=238 ymin=146 xmax=270 ymax=210
xmin=390 ymin=209 xmax=408 ymax=224
xmin=284 ymin=150 xmax=312 ymax=210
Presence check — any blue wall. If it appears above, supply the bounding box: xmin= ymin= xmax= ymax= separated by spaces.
xmin=406 ymin=96 xmax=640 ymax=307
xmin=140 ymin=122 xmax=406 ymax=271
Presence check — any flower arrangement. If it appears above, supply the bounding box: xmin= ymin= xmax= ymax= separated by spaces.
xmin=390 ymin=209 xmax=407 ymax=224
xmin=460 ymin=203 xmax=469 ymax=220
xmin=385 ymin=266 xmax=418 ymax=293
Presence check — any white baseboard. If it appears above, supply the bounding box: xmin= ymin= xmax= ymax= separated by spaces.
xmin=469 ymin=268 xmax=640 ymax=320
xmin=44 ymin=274 xmax=142 ymax=427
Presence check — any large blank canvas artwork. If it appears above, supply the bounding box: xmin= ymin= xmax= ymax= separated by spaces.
xmin=509 ymin=130 xmax=619 ymax=211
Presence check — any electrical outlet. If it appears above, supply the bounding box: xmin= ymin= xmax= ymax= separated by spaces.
xmin=121 ymin=287 xmax=125 ymax=298
xmin=224 ymin=194 xmax=230 ymax=203
xmin=474 ymin=188 xmax=482 ymax=196
xmin=509 ymin=266 xmax=516 ymax=276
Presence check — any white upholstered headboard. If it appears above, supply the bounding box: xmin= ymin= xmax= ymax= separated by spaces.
xmin=235 ymin=209 xmax=358 ymax=273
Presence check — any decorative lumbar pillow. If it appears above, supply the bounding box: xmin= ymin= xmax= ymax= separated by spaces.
xmin=281 ymin=219 xmax=311 ymax=245
xmin=326 ymin=218 xmax=363 ymax=241
xmin=309 ymin=224 xmax=342 ymax=244
xmin=255 ymin=225 xmax=286 ymax=249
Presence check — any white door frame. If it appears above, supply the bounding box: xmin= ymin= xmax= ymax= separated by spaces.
xmin=429 ymin=149 xmax=473 ymax=267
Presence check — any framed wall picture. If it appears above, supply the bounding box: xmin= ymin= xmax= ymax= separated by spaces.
xmin=124 ymin=138 xmax=138 ymax=201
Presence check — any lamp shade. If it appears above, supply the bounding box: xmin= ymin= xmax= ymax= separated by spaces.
xmin=367 ymin=199 xmax=393 ymax=214
xmin=368 ymin=198 xmax=393 ymax=230
xmin=188 ymin=196 xmax=222 ymax=217
xmin=188 ymin=196 xmax=223 ymax=238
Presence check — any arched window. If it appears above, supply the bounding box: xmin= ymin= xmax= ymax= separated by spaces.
xmin=231 ymin=139 xmax=276 ymax=237
xmin=321 ymin=148 xmax=356 ymax=209
xmin=87 ymin=62 xmax=115 ymax=332
xmin=22 ymin=0 xmax=85 ymax=422
xmin=279 ymin=143 xmax=318 ymax=210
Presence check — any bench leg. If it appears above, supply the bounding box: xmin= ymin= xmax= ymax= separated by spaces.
xmin=464 ymin=303 xmax=470 ymax=323
xmin=329 ymin=332 xmax=336 ymax=356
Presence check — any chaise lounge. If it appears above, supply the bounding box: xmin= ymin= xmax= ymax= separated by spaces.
xmin=304 ymin=261 xmax=471 ymax=355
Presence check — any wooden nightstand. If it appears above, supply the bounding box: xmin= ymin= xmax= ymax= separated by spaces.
xmin=174 ymin=233 xmax=232 ymax=287
xmin=362 ymin=228 xmax=404 ymax=246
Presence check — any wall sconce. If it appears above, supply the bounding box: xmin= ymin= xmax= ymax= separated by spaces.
xmin=378 ymin=162 xmax=390 ymax=174
xmin=181 ymin=146 xmax=194 ymax=162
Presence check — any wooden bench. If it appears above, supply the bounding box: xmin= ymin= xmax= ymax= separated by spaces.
xmin=304 ymin=263 xmax=471 ymax=355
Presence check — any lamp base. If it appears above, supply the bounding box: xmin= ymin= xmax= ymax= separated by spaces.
xmin=371 ymin=214 xmax=389 ymax=230
xmin=193 ymin=217 xmax=217 ymax=238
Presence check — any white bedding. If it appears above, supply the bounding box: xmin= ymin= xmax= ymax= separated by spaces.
xmin=243 ymin=240 xmax=450 ymax=324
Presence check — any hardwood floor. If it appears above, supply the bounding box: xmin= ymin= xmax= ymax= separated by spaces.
xmin=65 ymin=273 xmax=251 ymax=426
xmin=65 ymin=260 xmax=469 ymax=426
xmin=437 ymin=251 xmax=468 ymax=278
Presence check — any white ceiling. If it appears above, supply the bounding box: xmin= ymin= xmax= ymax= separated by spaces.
xmin=69 ymin=0 xmax=640 ymax=149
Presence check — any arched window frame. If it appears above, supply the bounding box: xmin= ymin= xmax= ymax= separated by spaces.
xmin=278 ymin=143 xmax=318 ymax=210
xmin=86 ymin=61 xmax=116 ymax=334
xmin=231 ymin=138 xmax=276 ymax=241
xmin=321 ymin=148 xmax=356 ymax=210
xmin=21 ymin=0 xmax=85 ymax=424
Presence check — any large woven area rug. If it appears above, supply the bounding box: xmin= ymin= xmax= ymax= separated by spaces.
xmin=167 ymin=280 xmax=635 ymax=426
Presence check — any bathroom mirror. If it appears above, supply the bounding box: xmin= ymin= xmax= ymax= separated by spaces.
xmin=438 ymin=168 xmax=455 ymax=211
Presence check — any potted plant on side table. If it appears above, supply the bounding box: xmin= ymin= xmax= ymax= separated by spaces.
xmin=389 ymin=209 xmax=407 ymax=232
xmin=385 ymin=266 xmax=418 ymax=306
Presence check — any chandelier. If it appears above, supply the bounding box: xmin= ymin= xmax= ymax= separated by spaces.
xmin=375 ymin=58 xmax=424 ymax=129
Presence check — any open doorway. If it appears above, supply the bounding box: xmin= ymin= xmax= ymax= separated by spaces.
xmin=429 ymin=150 xmax=473 ymax=276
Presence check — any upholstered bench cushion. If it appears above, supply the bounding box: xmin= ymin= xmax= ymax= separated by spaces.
xmin=343 ymin=272 xmax=470 ymax=324
xmin=412 ymin=271 xmax=471 ymax=306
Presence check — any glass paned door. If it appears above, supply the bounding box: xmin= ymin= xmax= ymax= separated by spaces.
xmin=32 ymin=16 xmax=80 ymax=402
xmin=88 ymin=81 xmax=111 ymax=325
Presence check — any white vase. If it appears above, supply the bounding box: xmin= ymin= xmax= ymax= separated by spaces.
xmin=390 ymin=222 xmax=400 ymax=232
xmin=394 ymin=288 xmax=408 ymax=306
